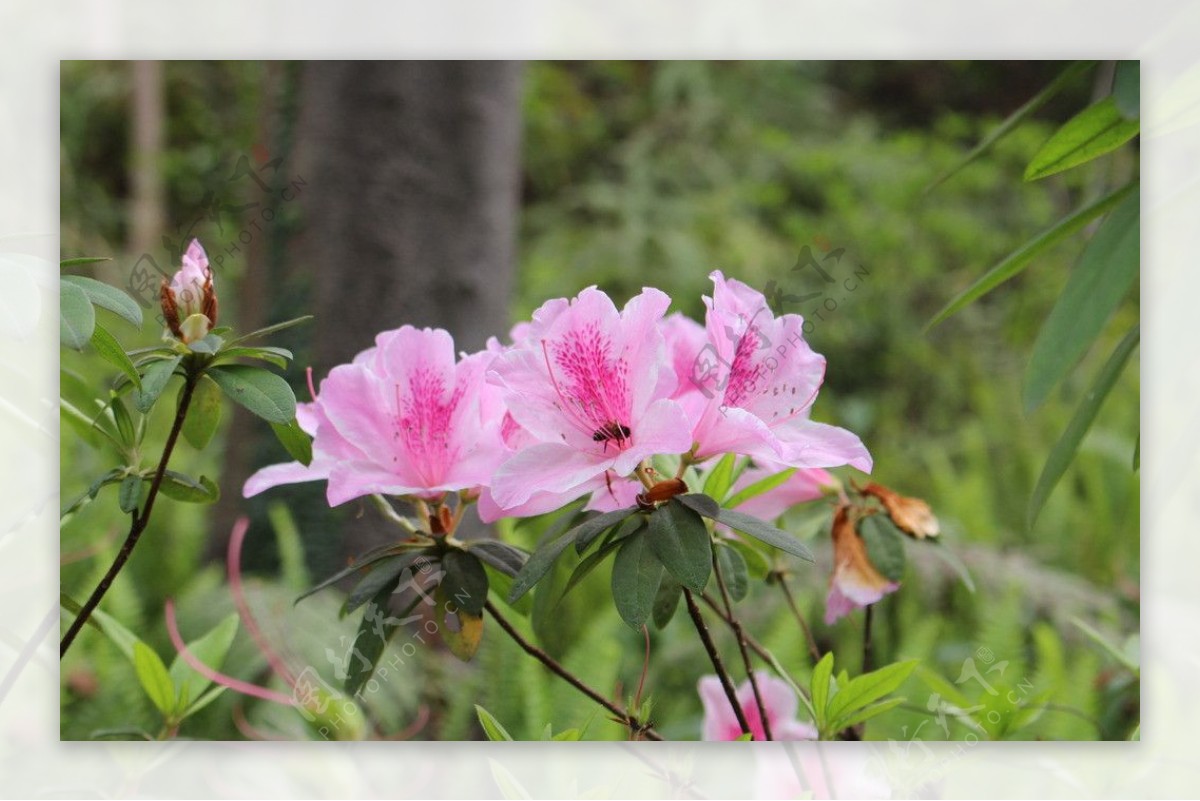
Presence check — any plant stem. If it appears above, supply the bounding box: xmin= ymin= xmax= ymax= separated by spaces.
xmin=776 ymin=571 xmax=822 ymax=664
xmin=60 ymin=373 xmax=197 ymax=658
xmin=862 ymin=604 xmax=874 ymax=674
xmin=484 ymin=600 xmax=662 ymax=741
xmin=699 ymin=592 xmax=818 ymax=723
xmin=682 ymin=588 xmax=752 ymax=738
xmin=712 ymin=553 xmax=772 ymax=740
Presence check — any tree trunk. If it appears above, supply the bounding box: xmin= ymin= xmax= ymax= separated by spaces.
xmin=258 ymin=61 xmax=524 ymax=563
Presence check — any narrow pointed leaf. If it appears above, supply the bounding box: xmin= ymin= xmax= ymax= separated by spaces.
xmin=132 ymin=642 xmax=177 ymax=717
xmin=926 ymin=182 xmax=1136 ymax=329
xmin=342 ymin=553 xmax=417 ymax=617
xmin=572 ymin=506 xmax=639 ymax=554
xmin=475 ymin=705 xmax=515 ymax=741
xmin=467 ymin=540 xmax=529 ymax=578
xmin=724 ymin=469 xmax=797 ymax=511
xmin=1024 ymin=188 xmax=1139 ymax=410
xmin=927 ymin=60 xmax=1093 ymax=191
xmin=701 ymin=453 xmax=741 ymax=503
xmin=1113 ymin=61 xmax=1140 ymax=119
xmin=89 ymin=324 xmax=142 ymax=389
xmin=224 ymin=315 xmax=313 ymax=347
xmin=827 ymin=660 xmax=918 ymax=725
xmin=1024 ymin=97 xmax=1140 ymax=181
xmin=118 ymin=474 xmax=142 ymax=514
xmin=715 ymin=542 xmax=749 ymax=602
xmin=715 ymin=508 xmax=814 ymax=561
xmin=1028 ymin=325 xmax=1139 ymax=527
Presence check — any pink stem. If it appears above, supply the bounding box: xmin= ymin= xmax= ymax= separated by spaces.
xmin=227 ymin=517 xmax=297 ymax=686
xmin=164 ymin=598 xmax=295 ymax=707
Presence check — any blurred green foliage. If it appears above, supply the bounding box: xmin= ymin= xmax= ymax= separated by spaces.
xmin=60 ymin=61 xmax=1137 ymax=742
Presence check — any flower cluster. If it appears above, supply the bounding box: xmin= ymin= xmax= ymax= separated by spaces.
xmin=247 ymin=271 xmax=869 ymax=512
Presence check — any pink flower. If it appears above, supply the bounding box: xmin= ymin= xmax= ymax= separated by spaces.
xmin=677 ymin=271 xmax=871 ymax=473
xmin=161 ymin=239 xmax=217 ymax=343
xmin=729 ymin=459 xmax=836 ymax=520
xmin=699 ymin=670 xmax=818 ymax=741
xmin=244 ymin=326 xmax=507 ymax=506
xmin=485 ymin=287 xmax=692 ymax=511
xmin=825 ymin=505 xmax=899 ymax=624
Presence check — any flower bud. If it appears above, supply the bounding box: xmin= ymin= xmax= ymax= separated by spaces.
xmin=161 ymin=239 xmax=218 ymax=344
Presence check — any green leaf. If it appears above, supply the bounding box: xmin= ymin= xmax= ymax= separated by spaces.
xmin=296 ymin=542 xmax=426 ymax=604
xmin=61 ymin=468 xmax=125 ymax=518
xmin=811 ymin=652 xmax=835 ymax=726
xmin=857 ymin=514 xmax=907 ymax=583
xmin=135 ymin=355 xmax=182 ymax=413
xmin=186 ymin=333 xmax=224 ymax=355
xmin=81 ymin=605 xmax=141 ymax=661
xmin=132 ymin=642 xmax=177 ymax=717
xmin=701 ymin=453 xmax=742 ymax=503
xmin=61 ymin=274 xmax=143 ymax=328
xmin=109 ymin=394 xmax=136 ymax=447
xmin=467 ymin=540 xmax=529 ymax=578
xmin=442 ymin=550 xmax=489 ymax=616
xmin=927 ymin=61 xmax=1093 ymax=191
xmin=826 ymin=660 xmax=918 ymax=729
xmin=508 ymin=525 xmax=583 ymax=603
xmin=1113 ymin=61 xmax=1140 ymax=119
xmin=224 ymin=315 xmax=314 ymax=347
xmin=1025 ymin=97 xmax=1140 ymax=181
xmin=1028 ymin=325 xmax=1139 ymax=527
xmin=675 ymin=492 xmax=721 ymax=520
xmin=651 ymin=572 xmax=683 ymax=629
xmin=1070 ymin=617 xmax=1140 ymax=675
xmin=832 ymin=697 xmax=905 ymax=732
xmin=156 ymin=471 xmax=220 ymax=504
xmin=168 ymin=613 xmax=239 ymax=717
xmin=269 ymin=418 xmax=312 ymax=466
xmin=118 ymin=474 xmax=142 ymax=514
xmin=715 ymin=542 xmax=749 ymax=602
xmin=572 ymin=506 xmax=639 ymax=554
xmin=208 ymin=365 xmax=297 ymax=424
xmin=345 ymin=576 xmax=407 ymax=695
xmin=182 ymin=375 xmax=222 ymax=450
xmin=475 ymin=705 xmax=515 ymax=741
xmin=610 ymin=529 xmax=664 ymax=629
xmin=714 ymin=508 xmax=814 ymax=562
xmin=724 ymin=468 xmax=796 ymax=511
xmin=560 ymin=519 xmax=644 ymax=599
xmin=89 ymin=324 xmax=142 ymax=390
xmin=213 ymin=345 xmax=294 ymax=369
xmin=60 ymin=279 xmax=96 ymax=350
xmin=341 ymin=554 xmax=417 ymax=617
xmin=646 ymin=500 xmax=712 ymax=592
xmin=1024 ymin=188 xmax=1139 ymax=411
xmin=59 ymin=256 xmax=112 ymax=268
xmin=926 ymin=182 xmax=1136 ymax=330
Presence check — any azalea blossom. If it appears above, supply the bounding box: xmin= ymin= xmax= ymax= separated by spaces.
xmin=486 ymin=286 xmax=693 ymax=511
xmin=675 ymin=271 xmax=871 ymax=473
xmin=825 ymin=504 xmax=899 ymax=624
xmin=161 ymin=239 xmax=218 ymax=343
xmin=698 ymin=670 xmax=818 ymax=741
xmin=244 ymin=326 xmax=507 ymax=506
